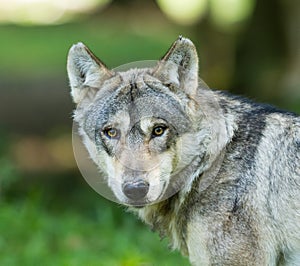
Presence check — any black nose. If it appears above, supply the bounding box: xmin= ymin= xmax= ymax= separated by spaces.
xmin=122 ymin=180 xmax=149 ymax=201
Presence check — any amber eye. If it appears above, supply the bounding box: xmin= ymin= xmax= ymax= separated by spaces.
xmin=152 ymin=126 xmax=166 ymax=137
xmin=103 ymin=128 xmax=120 ymax=139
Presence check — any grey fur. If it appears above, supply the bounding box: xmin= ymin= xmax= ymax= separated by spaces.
xmin=67 ymin=36 xmax=300 ymax=266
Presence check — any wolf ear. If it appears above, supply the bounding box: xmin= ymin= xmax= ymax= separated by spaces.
xmin=153 ymin=36 xmax=199 ymax=96
xmin=67 ymin=43 xmax=113 ymax=104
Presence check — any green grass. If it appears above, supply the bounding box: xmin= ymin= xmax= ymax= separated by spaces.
xmin=0 ymin=171 xmax=189 ymax=266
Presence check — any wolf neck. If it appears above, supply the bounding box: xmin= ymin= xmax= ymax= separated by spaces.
xmin=131 ymin=151 xmax=216 ymax=254
xmin=135 ymin=193 xmax=187 ymax=253
xmin=135 ymin=149 xmax=227 ymax=254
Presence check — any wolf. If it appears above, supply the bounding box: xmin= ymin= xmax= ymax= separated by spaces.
xmin=67 ymin=36 xmax=300 ymax=266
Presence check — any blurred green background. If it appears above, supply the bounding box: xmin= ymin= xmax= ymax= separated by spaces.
xmin=0 ymin=0 xmax=299 ymax=265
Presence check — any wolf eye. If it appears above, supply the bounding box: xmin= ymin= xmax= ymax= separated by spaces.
xmin=152 ymin=126 xmax=166 ymax=137
xmin=103 ymin=128 xmax=120 ymax=139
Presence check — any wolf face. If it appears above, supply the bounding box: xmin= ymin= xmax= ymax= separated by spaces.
xmin=68 ymin=37 xmax=228 ymax=206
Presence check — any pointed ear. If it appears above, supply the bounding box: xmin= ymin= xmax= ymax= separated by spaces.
xmin=67 ymin=43 xmax=113 ymax=104
xmin=153 ymin=36 xmax=199 ymax=96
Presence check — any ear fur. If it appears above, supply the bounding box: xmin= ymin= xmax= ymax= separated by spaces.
xmin=67 ymin=43 xmax=113 ymax=104
xmin=153 ymin=36 xmax=199 ymax=96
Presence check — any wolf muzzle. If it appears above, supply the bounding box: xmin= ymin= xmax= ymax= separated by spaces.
xmin=122 ymin=180 xmax=149 ymax=201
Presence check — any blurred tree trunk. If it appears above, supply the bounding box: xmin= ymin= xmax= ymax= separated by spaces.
xmin=279 ymin=0 xmax=300 ymax=104
xmin=232 ymin=0 xmax=287 ymax=101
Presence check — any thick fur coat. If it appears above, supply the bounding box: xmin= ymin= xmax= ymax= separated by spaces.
xmin=67 ymin=37 xmax=300 ymax=266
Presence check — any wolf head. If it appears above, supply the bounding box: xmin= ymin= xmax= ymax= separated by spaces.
xmin=67 ymin=37 xmax=228 ymax=206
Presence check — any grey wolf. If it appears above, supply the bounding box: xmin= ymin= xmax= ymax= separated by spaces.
xmin=67 ymin=36 xmax=300 ymax=265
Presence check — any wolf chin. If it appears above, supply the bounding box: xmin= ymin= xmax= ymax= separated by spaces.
xmin=67 ymin=36 xmax=300 ymax=266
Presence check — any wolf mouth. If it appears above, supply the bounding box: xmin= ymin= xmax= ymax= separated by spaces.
xmin=123 ymin=153 xmax=202 ymax=207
